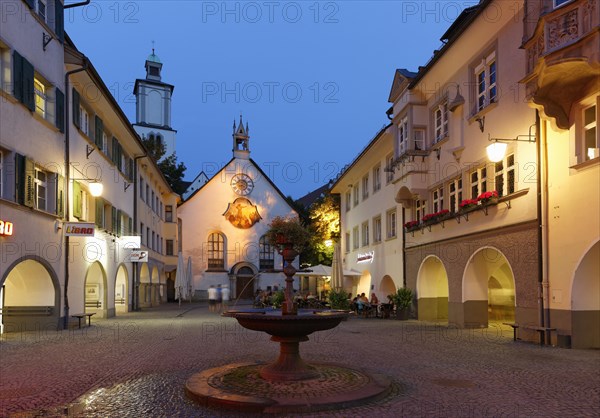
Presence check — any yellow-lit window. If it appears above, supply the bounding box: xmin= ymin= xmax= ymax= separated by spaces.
xmin=34 ymin=78 xmax=46 ymax=117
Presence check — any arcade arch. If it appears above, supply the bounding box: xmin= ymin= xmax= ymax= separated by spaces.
xmin=416 ymin=256 xmax=449 ymax=321
xmin=84 ymin=261 xmax=108 ymax=318
xmin=0 ymin=258 xmax=59 ymax=333
xmin=114 ymin=264 xmax=129 ymax=313
xmin=571 ymin=241 xmax=600 ymax=348
xmin=463 ymin=247 xmax=515 ymax=326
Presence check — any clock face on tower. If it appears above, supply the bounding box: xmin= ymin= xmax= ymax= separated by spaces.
xmin=230 ymin=173 xmax=254 ymax=196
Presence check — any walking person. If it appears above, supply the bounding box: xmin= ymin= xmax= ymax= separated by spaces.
xmin=220 ymin=285 xmax=230 ymax=312
xmin=216 ymin=284 xmax=223 ymax=312
xmin=207 ymin=285 xmax=217 ymax=313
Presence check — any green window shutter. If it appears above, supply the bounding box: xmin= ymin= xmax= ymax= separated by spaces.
xmin=117 ymin=143 xmax=123 ymax=171
xmin=111 ymin=206 xmax=117 ymax=233
xmin=24 ymin=157 xmax=35 ymax=208
xmin=55 ymin=88 xmax=64 ymax=132
xmin=95 ymin=197 xmax=104 ymax=228
xmin=111 ymin=137 xmax=117 ymax=165
xmin=56 ymin=174 xmax=65 ymax=217
xmin=116 ymin=209 xmax=122 ymax=236
xmin=72 ymin=88 xmax=80 ymax=128
xmin=54 ymin=0 xmax=64 ymax=43
xmin=22 ymin=57 xmax=34 ymax=112
xmin=94 ymin=116 xmax=103 ymax=148
xmin=73 ymin=180 xmax=82 ymax=219
xmin=15 ymin=153 xmax=25 ymax=205
xmin=12 ymin=50 xmax=23 ymax=103
xmin=24 ymin=0 xmax=35 ymax=9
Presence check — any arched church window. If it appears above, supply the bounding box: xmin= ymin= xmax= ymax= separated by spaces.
xmin=207 ymin=232 xmax=225 ymax=270
xmin=259 ymin=235 xmax=274 ymax=271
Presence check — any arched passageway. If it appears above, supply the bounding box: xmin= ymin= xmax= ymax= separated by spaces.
xmin=85 ymin=262 xmax=108 ymax=318
xmin=417 ymin=256 xmax=449 ymax=321
xmin=1 ymin=259 xmax=59 ymax=332
xmin=463 ymin=247 xmax=515 ymax=327
xmin=571 ymin=241 xmax=600 ymax=348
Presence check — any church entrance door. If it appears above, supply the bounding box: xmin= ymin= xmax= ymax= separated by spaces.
xmin=236 ymin=267 xmax=255 ymax=300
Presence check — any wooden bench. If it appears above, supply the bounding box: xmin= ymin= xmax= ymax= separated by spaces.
xmin=71 ymin=312 xmax=96 ymax=328
xmin=0 ymin=306 xmax=53 ymax=316
xmin=503 ymin=322 xmax=520 ymax=341
xmin=85 ymin=301 xmax=101 ymax=308
xmin=523 ymin=325 xmax=557 ymax=346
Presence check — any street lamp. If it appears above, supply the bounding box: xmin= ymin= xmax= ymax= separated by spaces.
xmin=485 ymin=119 xmax=549 ymax=343
xmin=88 ymin=181 xmax=103 ymax=197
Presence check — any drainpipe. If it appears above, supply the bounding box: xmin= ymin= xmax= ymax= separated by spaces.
xmin=63 ymin=61 xmax=88 ymax=329
xmin=132 ymin=154 xmax=146 ymax=310
xmin=402 ymin=206 xmax=407 ymax=288
xmin=535 ymin=110 xmax=546 ymax=335
xmin=538 ymin=111 xmax=551 ymax=343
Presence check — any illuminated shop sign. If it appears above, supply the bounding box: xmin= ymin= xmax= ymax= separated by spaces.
xmin=357 ymin=251 xmax=374 ymax=264
xmin=0 ymin=219 xmax=14 ymax=236
xmin=65 ymin=222 xmax=95 ymax=236
xmin=128 ymin=249 xmax=148 ymax=262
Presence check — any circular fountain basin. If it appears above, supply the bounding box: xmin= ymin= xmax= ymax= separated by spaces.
xmin=222 ymin=308 xmax=349 ymax=338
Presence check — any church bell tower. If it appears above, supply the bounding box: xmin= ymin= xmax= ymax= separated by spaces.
xmin=232 ymin=115 xmax=250 ymax=160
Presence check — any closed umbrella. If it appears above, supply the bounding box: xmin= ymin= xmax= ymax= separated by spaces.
xmin=331 ymin=243 xmax=344 ymax=290
xmin=186 ymin=256 xmax=193 ymax=303
xmin=174 ymin=252 xmax=186 ymax=306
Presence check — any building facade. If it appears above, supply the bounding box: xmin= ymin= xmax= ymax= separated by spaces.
xmin=330 ymin=126 xmax=403 ymax=300
xmin=178 ymin=118 xmax=298 ymax=300
xmin=0 ymin=0 xmax=66 ymax=332
xmin=0 ymin=2 xmax=180 ymax=332
xmin=333 ymin=0 xmax=599 ymax=347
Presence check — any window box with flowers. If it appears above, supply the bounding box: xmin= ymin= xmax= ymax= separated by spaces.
xmin=477 ymin=190 xmax=499 ymax=206
xmin=435 ymin=209 xmax=453 ymax=222
xmin=459 ymin=199 xmax=480 ymax=214
xmin=422 ymin=213 xmax=438 ymax=226
xmin=404 ymin=220 xmax=420 ymax=232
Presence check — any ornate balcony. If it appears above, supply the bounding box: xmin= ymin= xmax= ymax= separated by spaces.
xmin=521 ymin=0 xmax=599 ymax=130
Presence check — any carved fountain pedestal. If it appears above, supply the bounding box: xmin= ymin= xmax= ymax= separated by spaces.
xmin=185 ymin=243 xmax=392 ymax=413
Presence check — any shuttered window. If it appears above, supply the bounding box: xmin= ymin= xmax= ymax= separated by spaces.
xmin=55 ymin=88 xmax=64 ymax=132
xmin=94 ymin=116 xmax=103 ymax=148
xmin=12 ymin=51 xmax=34 ymax=111
xmin=72 ymin=87 xmax=80 ymax=128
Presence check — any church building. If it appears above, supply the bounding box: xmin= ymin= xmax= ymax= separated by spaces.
xmin=178 ymin=117 xmax=299 ymax=300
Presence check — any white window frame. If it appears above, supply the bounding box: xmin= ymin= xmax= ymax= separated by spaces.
xmin=554 ymin=0 xmax=573 ymax=8
xmin=373 ymin=215 xmax=382 ymax=243
xmin=415 ymin=199 xmax=426 ymax=223
xmin=494 ymin=153 xmax=516 ymax=197
xmin=345 ymin=232 xmax=350 ymax=253
xmin=434 ymin=102 xmax=449 ymax=143
xmin=470 ymin=167 xmax=488 ymax=199
xmin=362 ymin=174 xmax=369 ymax=200
xmin=34 ymin=167 xmax=47 ymax=211
xmin=448 ymin=177 xmax=463 ymax=213
xmin=432 ymin=187 xmax=444 ymax=213
xmin=475 ymin=52 xmax=497 ymax=112
xmin=352 ymin=226 xmax=359 ymax=250
xmin=386 ymin=209 xmax=397 ymax=239
xmin=398 ymin=116 xmax=408 ymax=155
xmin=386 ymin=154 xmax=394 ymax=184
xmin=361 ymin=221 xmax=369 ymax=247
xmin=583 ymin=103 xmax=598 ymax=161
xmin=345 ymin=191 xmax=351 ymax=212
xmin=373 ymin=164 xmax=381 ymax=192
xmin=353 ymin=184 xmax=359 ymax=207
xmin=34 ymin=77 xmax=46 ymax=118
xmin=80 ymin=106 xmax=89 ymax=136
xmin=36 ymin=0 xmax=47 ymax=22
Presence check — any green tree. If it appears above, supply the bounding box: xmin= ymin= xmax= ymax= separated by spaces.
xmin=296 ymin=192 xmax=340 ymax=267
xmin=141 ymin=136 xmax=187 ymax=195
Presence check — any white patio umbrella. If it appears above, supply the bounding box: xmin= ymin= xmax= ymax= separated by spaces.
xmin=331 ymin=243 xmax=344 ymax=290
xmin=174 ymin=252 xmax=187 ymax=306
xmin=186 ymin=256 xmax=193 ymax=303
xmin=295 ymin=264 xmax=332 ymax=277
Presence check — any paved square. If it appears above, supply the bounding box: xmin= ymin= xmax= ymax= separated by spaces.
xmin=1 ymin=304 xmax=598 ymax=417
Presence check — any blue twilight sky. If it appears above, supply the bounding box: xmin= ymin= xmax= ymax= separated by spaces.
xmin=65 ymin=1 xmax=477 ymax=199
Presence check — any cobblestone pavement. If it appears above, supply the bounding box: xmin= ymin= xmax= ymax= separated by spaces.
xmin=1 ymin=303 xmax=599 ymax=417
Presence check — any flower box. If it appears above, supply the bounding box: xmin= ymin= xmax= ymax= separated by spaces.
xmin=477 ymin=190 xmax=499 ymax=206
xmin=459 ymin=199 xmax=479 ymax=213
xmin=404 ymin=220 xmax=420 ymax=232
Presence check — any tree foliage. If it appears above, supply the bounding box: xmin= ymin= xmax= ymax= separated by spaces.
xmin=295 ymin=192 xmax=340 ymax=267
xmin=141 ymin=135 xmax=187 ymax=195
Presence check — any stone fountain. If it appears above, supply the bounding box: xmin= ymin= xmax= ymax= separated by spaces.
xmin=185 ymin=244 xmax=392 ymax=413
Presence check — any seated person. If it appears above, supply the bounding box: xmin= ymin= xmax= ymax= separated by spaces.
xmin=370 ymin=293 xmax=379 ymax=305
xmin=357 ymin=293 xmax=371 ymax=314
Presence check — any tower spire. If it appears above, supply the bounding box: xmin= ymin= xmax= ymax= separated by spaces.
xmin=232 ymin=114 xmax=250 ymax=159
